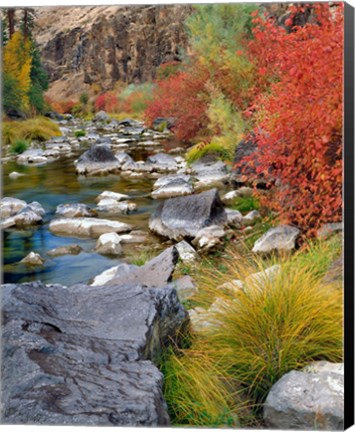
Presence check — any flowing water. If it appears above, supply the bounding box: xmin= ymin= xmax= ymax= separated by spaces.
xmin=2 ymin=138 xmax=183 ymax=286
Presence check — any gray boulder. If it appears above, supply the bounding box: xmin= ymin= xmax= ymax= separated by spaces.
xmin=17 ymin=149 xmax=52 ymax=166
xmin=149 ymin=189 xmax=227 ymax=241
xmin=75 ymin=145 xmax=121 ymax=175
xmin=264 ymin=361 xmax=344 ymax=430
xmin=49 ymin=217 xmax=132 ymax=238
xmin=20 ymin=251 xmax=45 ymax=266
xmin=0 ymin=197 xmax=27 ymax=219
xmin=175 ymin=240 xmax=197 ymax=264
xmin=1 ymin=278 xmax=187 ymax=426
xmin=252 ymin=225 xmax=300 ymax=254
xmin=146 ymin=153 xmax=178 ymax=173
xmin=47 ymin=244 xmax=82 ymax=257
xmin=152 ymin=178 xmax=194 ymax=199
xmin=93 ymin=110 xmax=110 ymax=122
xmin=153 ymin=174 xmax=191 ymax=190
xmin=55 ymin=203 xmax=96 ymax=218
xmin=104 ymin=246 xmax=179 ymax=289
xmin=1 ymin=199 xmax=45 ymax=229
xmin=9 ymin=171 xmax=25 ymax=180
xmin=192 ymin=225 xmax=226 ymax=251
xmin=191 ymin=160 xmax=230 ymax=188
xmin=169 ymin=275 xmax=197 ymax=301
xmin=317 ymin=222 xmax=343 ymax=240
xmin=242 ymin=210 xmax=261 ymax=226
xmin=95 ymin=232 xmax=122 ymax=256
xmin=95 ymin=198 xmax=137 ymax=214
xmin=225 ymin=209 xmax=243 ymax=228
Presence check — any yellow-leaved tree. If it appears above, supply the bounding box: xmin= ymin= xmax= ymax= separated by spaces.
xmin=3 ymin=31 xmax=32 ymax=111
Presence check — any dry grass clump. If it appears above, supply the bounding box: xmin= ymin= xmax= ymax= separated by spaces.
xmin=163 ymin=236 xmax=343 ymax=425
xmin=2 ymin=117 xmax=61 ymax=145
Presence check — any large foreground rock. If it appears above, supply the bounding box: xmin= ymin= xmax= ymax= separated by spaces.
xmin=75 ymin=144 xmax=121 ymax=175
xmin=149 ymin=189 xmax=227 ymax=240
xmin=49 ymin=217 xmax=132 ymax=238
xmin=1 ymin=274 xmax=187 ymax=425
xmin=264 ymin=361 xmax=344 ymax=430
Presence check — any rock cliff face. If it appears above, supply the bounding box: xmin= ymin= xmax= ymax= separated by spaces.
xmin=33 ymin=5 xmax=192 ymax=98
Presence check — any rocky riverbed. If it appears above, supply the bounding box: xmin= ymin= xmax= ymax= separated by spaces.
xmin=1 ymin=113 xmax=344 ymax=427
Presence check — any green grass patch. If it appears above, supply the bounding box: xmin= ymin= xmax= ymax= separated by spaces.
xmin=10 ymin=139 xmax=29 ymax=154
xmin=232 ymin=196 xmax=260 ymax=213
xmin=186 ymin=141 xmax=232 ymax=164
xmin=74 ymin=130 xmax=86 ymax=138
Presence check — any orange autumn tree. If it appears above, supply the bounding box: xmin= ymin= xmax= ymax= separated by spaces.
xmin=3 ymin=31 xmax=32 ymax=111
xmin=247 ymin=3 xmax=343 ymax=234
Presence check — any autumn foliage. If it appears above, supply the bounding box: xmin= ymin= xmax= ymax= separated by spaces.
xmin=246 ymin=3 xmax=343 ymax=233
xmin=94 ymin=92 xmax=119 ymax=112
xmin=145 ymin=65 xmax=210 ymax=142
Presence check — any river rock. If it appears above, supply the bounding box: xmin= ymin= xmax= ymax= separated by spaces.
xmin=47 ymin=244 xmax=83 ymax=257
xmin=0 ymin=197 xmax=27 ymax=218
xmin=95 ymin=198 xmax=137 ymax=214
xmin=149 ymin=189 xmax=227 ymax=241
xmin=9 ymin=171 xmax=25 ymax=179
xmin=153 ymin=174 xmax=191 ymax=190
xmin=191 ymin=160 xmax=229 ymax=188
xmin=169 ymin=275 xmax=197 ymax=301
xmin=75 ymin=144 xmax=121 ymax=175
xmin=55 ymin=203 xmax=96 ymax=218
xmin=17 ymin=149 xmax=51 ymax=165
xmin=93 ymin=110 xmax=110 ymax=122
xmin=222 ymin=187 xmax=253 ymax=204
xmin=118 ymin=118 xmax=142 ymax=128
xmin=95 ymin=232 xmax=122 ymax=255
xmin=1 ymin=200 xmax=45 ymax=228
xmin=1 ymin=279 xmax=187 ymax=426
xmin=20 ymin=251 xmax=45 ymax=266
xmin=317 ymin=222 xmax=343 ymax=240
xmin=192 ymin=225 xmax=226 ymax=251
xmin=146 ymin=153 xmax=178 ymax=173
xmin=252 ymin=225 xmax=300 ymax=254
xmin=116 ymin=151 xmax=135 ymax=168
xmin=225 ymin=209 xmax=243 ymax=228
xmin=93 ymin=246 xmax=179 ymax=289
xmin=96 ymin=191 xmax=130 ymax=202
xmin=119 ymin=231 xmax=148 ymax=244
xmin=91 ymin=263 xmax=138 ymax=286
xmin=152 ymin=178 xmax=194 ymax=199
xmin=175 ymin=240 xmax=197 ymax=264
xmin=242 ymin=210 xmax=261 ymax=226
xmin=49 ymin=217 xmax=132 ymax=238
xmin=264 ymin=361 xmax=344 ymax=430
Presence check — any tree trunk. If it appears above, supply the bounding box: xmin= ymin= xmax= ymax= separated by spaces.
xmin=23 ymin=9 xmax=28 ymax=42
xmin=7 ymin=9 xmax=15 ymax=39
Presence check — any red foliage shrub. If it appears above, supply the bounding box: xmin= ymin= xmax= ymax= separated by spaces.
xmin=156 ymin=61 xmax=181 ymax=80
xmin=245 ymin=3 xmax=343 ymax=234
xmin=45 ymin=96 xmax=76 ymax=114
xmin=95 ymin=92 xmax=119 ymax=112
xmin=145 ymin=65 xmax=210 ymax=142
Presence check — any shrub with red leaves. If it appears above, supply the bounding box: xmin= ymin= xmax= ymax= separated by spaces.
xmin=94 ymin=92 xmax=119 ymax=112
xmin=246 ymin=3 xmax=343 ymax=234
xmin=145 ymin=65 xmax=210 ymax=142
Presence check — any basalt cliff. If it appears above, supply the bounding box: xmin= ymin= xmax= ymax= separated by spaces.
xmin=33 ymin=5 xmax=192 ymax=98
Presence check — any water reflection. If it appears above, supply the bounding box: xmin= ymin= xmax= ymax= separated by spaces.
xmin=2 ymin=139 xmax=179 ymax=285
